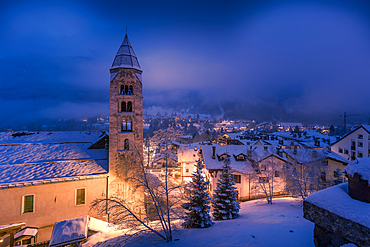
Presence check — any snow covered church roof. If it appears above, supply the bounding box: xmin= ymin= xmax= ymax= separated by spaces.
xmin=111 ymin=34 xmax=141 ymax=71
xmin=0 ymin=131 xmax=108 ymax=189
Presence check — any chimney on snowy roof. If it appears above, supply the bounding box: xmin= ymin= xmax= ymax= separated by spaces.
xmin=212 ymin=146 xmax=216 ymax=159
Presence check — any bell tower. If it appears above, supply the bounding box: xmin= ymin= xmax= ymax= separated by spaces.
xmin=109 ymin=34 xmax=143 ymax=200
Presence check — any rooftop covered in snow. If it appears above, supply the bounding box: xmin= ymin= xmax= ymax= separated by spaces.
xmin=0 ymin=131 xmax=108 ymax=188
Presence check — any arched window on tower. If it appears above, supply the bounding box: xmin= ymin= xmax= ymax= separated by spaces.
xmin=125 ymin=85 xmax=129 ymax=95
xmin=120 ymin=85 xmax=125 ymax=95
xmin=129 ymin=85 xmax=133 ymax=95
xmin=121 ymin=101 xmax=126 ymax=112
xmin=127 ymin=101 xmax=132 ymax=112
xmin=124 ymin=139 xmax=129 ymax=150
xmin=121 ymin=120 xmax=127 ymax=131
xmin=127 ymin=119 xmax=132 ymax=131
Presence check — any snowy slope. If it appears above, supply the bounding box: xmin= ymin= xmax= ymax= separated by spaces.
xmin=86 ymin=198 xmax=314 ymax=247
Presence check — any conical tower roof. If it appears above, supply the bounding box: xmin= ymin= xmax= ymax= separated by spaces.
xmin=111 ymin=34 xmax=141 ymax=71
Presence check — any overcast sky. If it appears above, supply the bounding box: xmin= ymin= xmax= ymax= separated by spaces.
xmin=1 ymin=0 xmax=370 ymax=126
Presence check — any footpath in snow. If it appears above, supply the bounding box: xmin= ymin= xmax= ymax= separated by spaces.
xmin=85 ymin=197 xmax=314 ymax=247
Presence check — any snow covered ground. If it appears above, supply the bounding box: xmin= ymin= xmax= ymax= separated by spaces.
xmin=86 ymin=198 xmax=314 ymax=247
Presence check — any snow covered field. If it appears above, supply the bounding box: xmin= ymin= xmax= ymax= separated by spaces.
xmin=88 ymin=198 xmax=314 ymax=247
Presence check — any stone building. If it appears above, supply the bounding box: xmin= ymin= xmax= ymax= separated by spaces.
xmin=108 ymin=34 xmax=144 ymax=204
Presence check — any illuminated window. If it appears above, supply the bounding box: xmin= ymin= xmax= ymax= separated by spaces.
xmin=23 ymin=195 xmax=34 ymax=213
xmin=259 ymin=177 xmax=269 ymax=183
xmin=76 ymin=188 xmax=85 ymax=205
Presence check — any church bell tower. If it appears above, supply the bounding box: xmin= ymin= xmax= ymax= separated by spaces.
xmin=109 ymin=34 xmax=143 ymax=199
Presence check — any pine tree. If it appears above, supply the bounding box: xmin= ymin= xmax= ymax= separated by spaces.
xmin=182 ymin=159 xmax=213 ymax=228
xmin=212 ymin=157 xmax=240 ymax=220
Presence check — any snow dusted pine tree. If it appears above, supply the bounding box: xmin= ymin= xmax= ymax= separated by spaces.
xmin=182 ymin=159 xmax=213 ymax=228
xmin=212 ymin=157 xmax=240 ymax=220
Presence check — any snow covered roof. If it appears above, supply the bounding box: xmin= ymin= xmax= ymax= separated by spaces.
xmin=178 ymin=148 xmax=199 ymax=163
xmin=111 ymin=34 xmax=141 ymax=71
xmin=201 ymin=145 xmax=256 ymax=175
xmin=344 ymin=158 xmax=370 ymax=184
xmin=306 ymin=183 xmax=370 ymax=229
xmin=0 ymin=131 xmax=108 ymax=188
xmin=49 ymin=216 xmax=115 ymax=247
xmin=49 ymin=216 xmax=88 ymax=247
xmin=14 ymin=227 xmax=38 ymax=239
xmin=0 ymin=223 xmax=25 ymax=233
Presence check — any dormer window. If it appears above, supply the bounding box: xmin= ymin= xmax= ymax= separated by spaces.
xmin=217 ymin=153 xmax=230 ymax=161
xmin=233 ymin=153 xmax=246 ymax=161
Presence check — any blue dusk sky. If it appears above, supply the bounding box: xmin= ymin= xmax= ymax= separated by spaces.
xmin=1 ymin=0 xmax=370 ymax=126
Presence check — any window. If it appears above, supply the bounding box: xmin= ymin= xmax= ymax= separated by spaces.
xmin=351 ymin=152 xmax=356 ymax=160
xmin=358 ymin=141 xmax=363 ymax=148
xmin=275 ymin=171 xmax=280 ymax=177
xmin=358 ymin=134 xmax=363 ymax=139
xmin=76 ymin=188 xmax=86 ymax=205
xmin=121 ymin=101 xmax=126 ymax=112
xmin=127 ymin=101 xmax=133 ymax=112
xmin=320 ymin=172 xmax=326 ymax=182
xmin=344 ymin=149 xmax=349 ymax=155
xmin=259 ymin=177 xmax=269 ymax=183
xmin=261 ymin=165 xmax=266 ymax=171
xmin=186 ymin=168 xmax=189 ymax=173
xmin=120 ymin=85 xmax=125 ymax=95
xmin=121 ymin=120 xmax=127 ymax=131
xmin=232 ymin=175 xmax=241 ymax=183
xmin=338 ymin=148 xmax=343 ymax=153
xmin=124 ymin=139 xmax=129 ymax=150
xmin=129 ymin=85 xmax=133 ymax=95
xmin=264 ymin=146 xmax=268 ymax=151
xmin=358 ymin=152 xmax=363 ymax=158
xmin=23 ymin=195 xmax=34 ymax=213
xmin=127 ymin=120 xmax=132 ymax=131
xmin=125 ymin=85 xmax=129 ymax=95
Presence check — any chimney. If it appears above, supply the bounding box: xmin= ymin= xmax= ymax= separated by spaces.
xmin=212 ymin=146 xmax=216 ymax=159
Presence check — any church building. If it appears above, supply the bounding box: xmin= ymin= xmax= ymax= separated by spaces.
xmin=108 ymin=34 xmax=144 ymax=203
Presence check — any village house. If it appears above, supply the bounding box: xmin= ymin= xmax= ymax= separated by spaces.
xmin=330 ymin=124 xmax=370 ymax=161
xmin=0 ymin=131 xmax=108 ymax=246
xmin=178 ymin=144 xmax=289 ymax=201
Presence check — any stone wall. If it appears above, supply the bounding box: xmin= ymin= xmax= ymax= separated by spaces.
xmin=303 ymin=200 xmax=370 ymax=247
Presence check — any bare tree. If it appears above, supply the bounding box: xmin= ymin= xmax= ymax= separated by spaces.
xmin=284 ymin=148 xmax=329 ymax=200
xmin=92 ymin=140 xmax=184 ymax=243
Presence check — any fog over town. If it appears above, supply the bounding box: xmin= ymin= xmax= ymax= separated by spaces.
xmin=1 ymin=0 xmax=370 ymax=129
